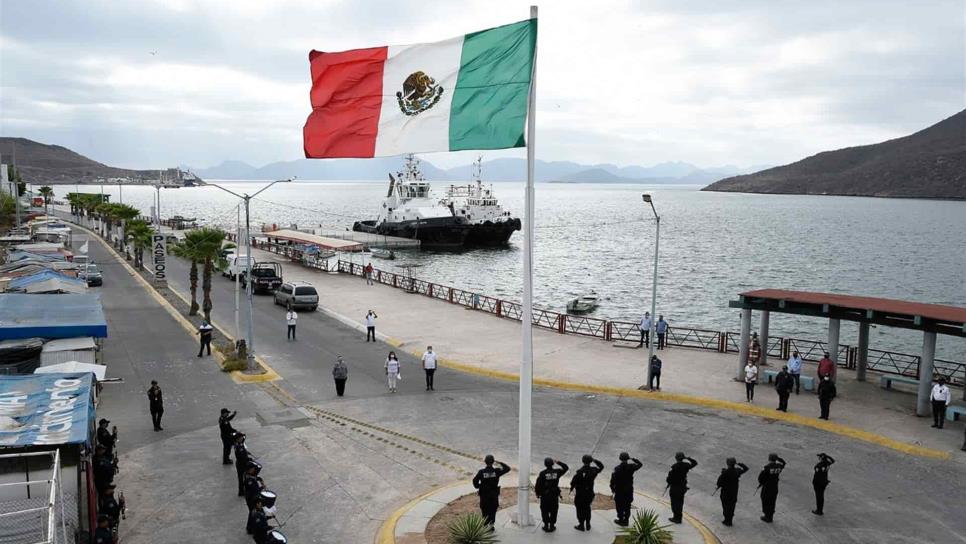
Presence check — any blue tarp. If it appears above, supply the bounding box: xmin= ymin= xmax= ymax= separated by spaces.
xmin=0 ymin=373 xmax=95 ymax=446
xmin=8 ymin=270 xmax=86 ymax=290
xmin=6 ymin=251 xmax=64 ymax=263
xmin=0 ymin=294 xmax=108 ymax=340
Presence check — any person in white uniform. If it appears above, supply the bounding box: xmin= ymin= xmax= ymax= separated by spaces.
xmin=385 ymin=351 xmax=401 ymax=393
xmin=930 ymin=377 xmax=951 ymax=429
xmin=422 ymin=346 xmax=438 ymax=391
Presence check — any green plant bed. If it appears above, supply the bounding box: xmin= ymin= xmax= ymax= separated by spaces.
xmin=616 ymin=509 xmax=674 ymax=544
xmin=215 ymin=341 xmax=247 ymax=371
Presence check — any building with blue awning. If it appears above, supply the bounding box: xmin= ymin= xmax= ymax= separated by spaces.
xmin=0 ymin=294 xmax=107 ymax=340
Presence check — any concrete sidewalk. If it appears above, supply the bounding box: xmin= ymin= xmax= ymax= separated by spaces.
xmin=248 ymin=246 xmax=965 ymax=457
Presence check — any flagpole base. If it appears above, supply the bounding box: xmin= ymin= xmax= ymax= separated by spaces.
xmin=509 ymin=512 xmax=535 ymax=527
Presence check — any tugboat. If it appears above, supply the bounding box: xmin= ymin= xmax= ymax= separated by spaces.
xmin=441 ymin=157 xmax=521 ymax=246
xmin=353 ymin=155 xmax=470 ymax=249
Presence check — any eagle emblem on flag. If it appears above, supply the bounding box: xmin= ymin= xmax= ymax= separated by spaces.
xmin=396 ymin=71 xmax=444 ymax=116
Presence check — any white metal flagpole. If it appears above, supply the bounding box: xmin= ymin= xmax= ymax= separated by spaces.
xmin=516 ymin=4 xmax=538 ymax=527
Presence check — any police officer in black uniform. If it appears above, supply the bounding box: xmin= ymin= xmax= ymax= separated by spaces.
xmin=757 ymin=453 xmax=786 ymax=523
xmin=100 ymin=484 xmax=121 ymax=535
xmin=534 ymin=457 xmax=568 ymax=532
xmin=96 ymin=419 xmax=117 ymax=456
xmin=93 ymin=515 xmax=113 ymax=544
xmin=220 ymin=408 xmax=237 ymax=464
xmin=244 ymin=463 xmax=266 ymax=514
xmin=715 ymin=457 xmax=748 ymax=526
xmin=666 ymin=452 xmax=698 ymax=524
xmin=234 ymin=433 xmax=252 ymax=496
xmin=569 ymin=454 xmax=604 ymax=531
xmin=248 ymin=495 xmax=271 ymax=544
xmin=92 ymin=444 xmax=114 ymax=505
xmin=812 ymin=452 xmax=835 ymax=515
xmin=472 ymin=455 xmax=510 ymax=528
xmin=609 ymin=452 xmax=643 ymax=526
xmin=147 ymin=379 xmax=164 ymax=431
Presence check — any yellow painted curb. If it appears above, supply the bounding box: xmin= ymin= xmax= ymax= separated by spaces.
xmin=374 ymin=481 xmax=465 ymax=544
xmin=387 ymin=344 xmax=950 ymax=461
xmin=374 ymin=481 xmax=720 ymax=544
xmin=72 ymin=221 xmax=280 ymax=383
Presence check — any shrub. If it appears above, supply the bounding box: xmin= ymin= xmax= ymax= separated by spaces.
xmin=617 ymin=509 xmax=673 ymax=544
xmin=447 ymin=513 xmax=499 ymax=544
xmin=214 ymin=341 xmax=247 ymax=371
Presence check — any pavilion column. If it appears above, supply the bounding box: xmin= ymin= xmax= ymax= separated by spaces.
xmin=827 ymin=318 xmax=840 ymax=379
xmin=759 ymin=311 xmax=770 ymax=367
xmin=737 ymin=309 xmax=752 ymax=380
xmin=856 ymin=322 xmax=870 ymax=381
xmin=916 ymin=331 xmax=936 ymax=417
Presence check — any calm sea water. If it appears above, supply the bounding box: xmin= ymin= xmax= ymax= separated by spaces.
xmin=54 ymin=182 xmax=966 ymax=361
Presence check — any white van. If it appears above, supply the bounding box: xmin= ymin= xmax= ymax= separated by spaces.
xmin=222 ymin=254 xmax=255 ymax=280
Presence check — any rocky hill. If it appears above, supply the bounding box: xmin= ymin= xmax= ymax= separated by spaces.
xmin=0 ymin=137 xmax=154 ymax=183
xmin=702 ymin=109 xmax=966 ymax=199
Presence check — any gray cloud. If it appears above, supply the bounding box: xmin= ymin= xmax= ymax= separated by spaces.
xmin=1 ymin=0 xmax=962 ymax=171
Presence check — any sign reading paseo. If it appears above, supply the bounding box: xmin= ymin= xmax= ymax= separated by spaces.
xmin=152 ymin=233 xmax=167 ymax=281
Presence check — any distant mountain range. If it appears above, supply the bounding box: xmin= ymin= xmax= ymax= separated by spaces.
xmin=192 ymin=156 xmax=766 ymax=184
xmin=0 ymin=137 xmax=162 ymax=183
xmin=703 ymin=109 xmax=966 ymax=199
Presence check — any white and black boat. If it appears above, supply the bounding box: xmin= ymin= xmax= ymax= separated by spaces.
xmin=353 ymin=155 xmax=470 ymax=249
xmin=441 ymin=157 xmax=521 ymax=246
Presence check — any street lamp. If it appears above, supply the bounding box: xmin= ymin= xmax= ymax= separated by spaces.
xmin=642 ymin=194 xmax=661 ymax=389
xmin=204 ymin=178 xmax=294 ymax=373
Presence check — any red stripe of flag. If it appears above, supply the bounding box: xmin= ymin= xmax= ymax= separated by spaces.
xmin=303 ymin=46 xmax=387 ymax=158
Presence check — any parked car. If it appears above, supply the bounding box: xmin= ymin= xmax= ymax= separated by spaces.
xmin=242 ymin=262 xmax=283 ymax=294
xmin=273 ymin=281 xmax=318 ymax=311
xmin=81 ymin=264 xmax=103 ymax=287
xmin=222 ymin=254 xmax=255 ymax=280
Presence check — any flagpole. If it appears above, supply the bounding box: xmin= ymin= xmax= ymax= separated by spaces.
xmin=516 ymin=4 xmax=537 ymax=527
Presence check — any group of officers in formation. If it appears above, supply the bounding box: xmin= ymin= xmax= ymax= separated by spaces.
xmin=220 ymin=408 xmax=289 ymax=544
xmin=473 ymin=450 xmax=836 ymax=533
xmin=92 ymin=419 xmax=124 ymax=544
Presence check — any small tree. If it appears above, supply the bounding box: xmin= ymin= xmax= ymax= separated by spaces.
xmin=617 ymin=509 xmax=673 ymax=544
xmin=125 ymin=219 xmax=153 ymax=269
xmin=38 ymin=186 xmax=54 ymax=216
xmin=176 ymin=228 xmax=226 ymax=319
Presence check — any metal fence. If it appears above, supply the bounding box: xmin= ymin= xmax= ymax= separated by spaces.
xmin=0 ymin=450 xmax=73 ymax=544
xmin=322 ymin=260 xmax=966 ymax=387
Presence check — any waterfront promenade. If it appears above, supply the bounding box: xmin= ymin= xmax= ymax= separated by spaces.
xmin=237 ymin=244 xmax=966 ymax=457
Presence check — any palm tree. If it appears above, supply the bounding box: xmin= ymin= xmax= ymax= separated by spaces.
xmin=177 ymin=228 xmax=226 ymax=319
xmin=38 ymin=186 xmax=54 ymax=216
xmin=125 ymin=219 xmax=153 ymax=269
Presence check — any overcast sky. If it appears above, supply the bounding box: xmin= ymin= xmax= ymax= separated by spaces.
xmin=1 ymin=0 xmax=962 ymax=170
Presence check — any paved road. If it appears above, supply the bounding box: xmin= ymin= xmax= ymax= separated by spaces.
xmin=156 ymin=249 xmax=966 ymax=544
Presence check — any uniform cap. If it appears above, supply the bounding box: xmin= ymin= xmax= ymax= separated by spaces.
xmin=544 ymin=457 xmax=554 ymax=468
xmin=619 ymin=452 xmax=629 ymax=461
xmin=221 ymin=408 xmax=229 ymax=414
xmin=768 ymin=453 xmax=778 ymax=461
xmin=98 ymin=418 xmax=109 ymax=425
xmin=581 ymin=454 xmax=593 ymax=464
xmin=674 ymin=452 xmax=685 ymax=461
xmin=484 ymin=454 xmax=494 ymax=465
xmin=726 ymin=457 xmax=736 ymax=466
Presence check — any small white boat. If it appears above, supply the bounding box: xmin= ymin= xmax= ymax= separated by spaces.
xmin=566 ymin=292 xmax=599 ymax=315
xmin=371 ymin=247 xmax=396 ymax=260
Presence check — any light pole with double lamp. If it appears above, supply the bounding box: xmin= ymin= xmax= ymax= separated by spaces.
xmin=642 ymin=194 xmax=660 ymax=389
xmin=203 ymin=178 xmax=293 ymax=372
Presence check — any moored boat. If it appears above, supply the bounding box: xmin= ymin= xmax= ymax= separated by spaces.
xmin=566 ymin=292 xmax=599 ymax=315
xmin=441 ymin=156 xmax=521 ymax=246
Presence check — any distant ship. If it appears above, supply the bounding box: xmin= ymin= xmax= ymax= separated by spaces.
xmin=441 ymin=157 xmax=521 ymax=246
xmin=161 ymin=167 xmax=202 ymax=187
xmin=352 ymin=155 xmax=470 ymax=249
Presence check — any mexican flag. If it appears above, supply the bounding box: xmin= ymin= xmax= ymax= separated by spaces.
xmin=303 ymin=18 xmax=536 ymax=158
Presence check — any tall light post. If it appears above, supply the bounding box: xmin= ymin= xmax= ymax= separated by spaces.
xmin=204 ymin=179 xmax=293 ymax=372
xmin=642 ymin=194 xmax=660 ymax=389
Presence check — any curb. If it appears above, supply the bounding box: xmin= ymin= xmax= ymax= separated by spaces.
xmin=374 ymin=480 xmax=720 ymax=544
xmin=69 ymin=220 xmax=280 ymax=383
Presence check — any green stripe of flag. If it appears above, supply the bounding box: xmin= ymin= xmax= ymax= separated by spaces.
xmin=449 ymin=18 xmax=537 ymax=151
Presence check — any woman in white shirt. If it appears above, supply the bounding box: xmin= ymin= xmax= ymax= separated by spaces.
xmin=385 ymin=351 xmax=401 ymax=393
xmin=744 ymin=362 xmax=759 ymax=402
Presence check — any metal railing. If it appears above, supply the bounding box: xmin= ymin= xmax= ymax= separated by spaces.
xmin=331 ymin=259 xmax=966 ymax=388
xmin=0 ymin=450 xmax=70 ymax=544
